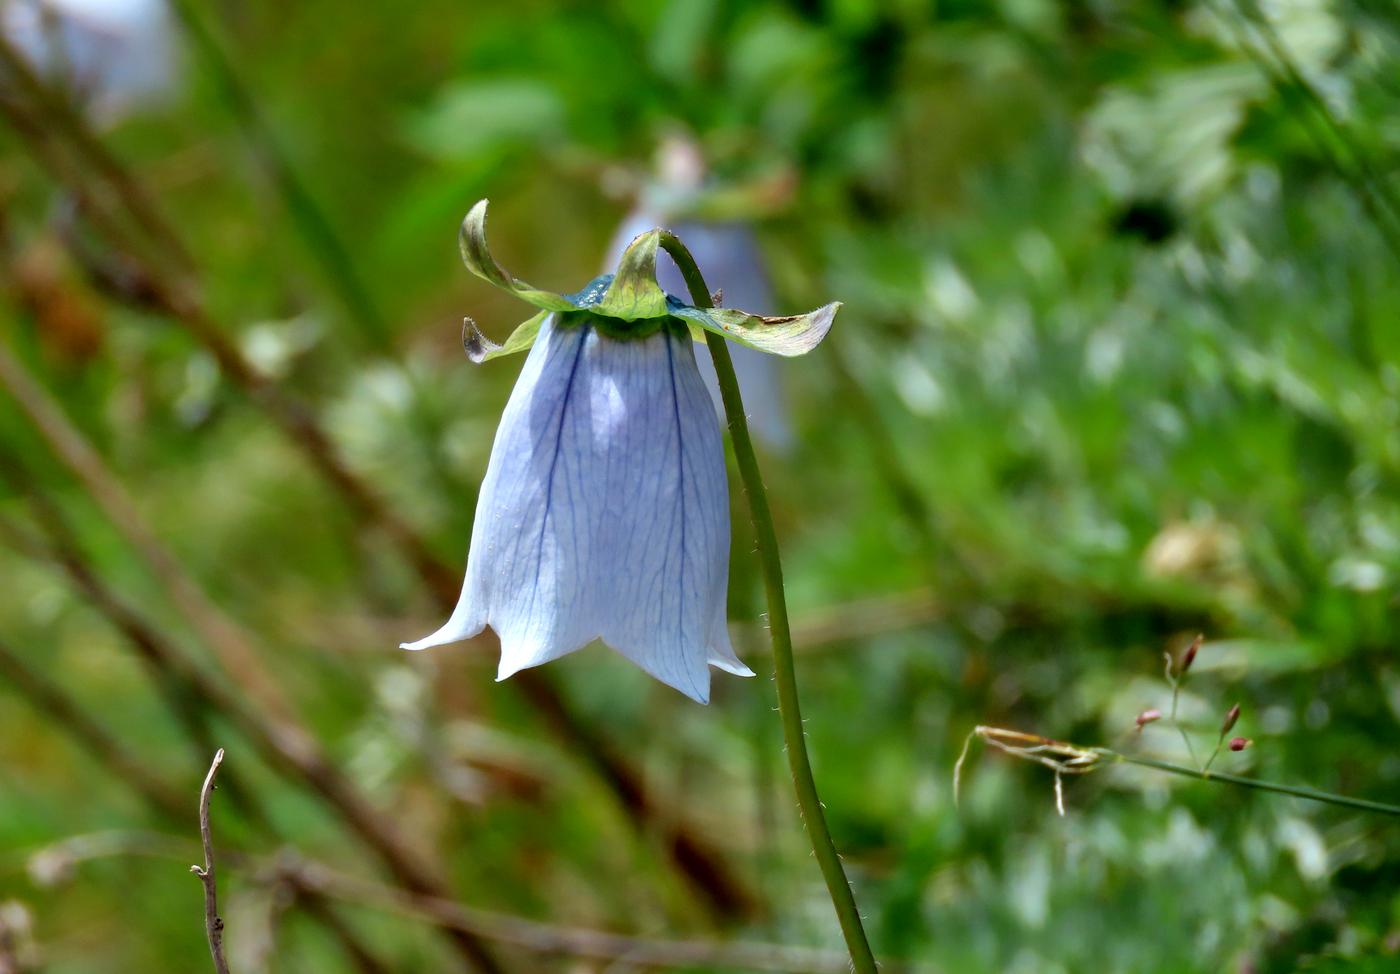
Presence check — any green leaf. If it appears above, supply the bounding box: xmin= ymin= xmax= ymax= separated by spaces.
xmin=462 ymin=309 xmax=548 ymax=363
xmin=595 ymin=230 xmax=670 ymax=320
xmin=670 ymin=301 xmax=841 ymax=356
xmin=458 ymin=200 xmax=578 ymax=312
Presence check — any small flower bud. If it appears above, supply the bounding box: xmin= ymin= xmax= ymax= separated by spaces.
xmin=1221 ymin=703 xmax=1241 ymax=734
xmin=1228 ymin=737 xmax=1252 ymax=752
xmin=1135 ymin=708 xmax=1162 ymax=730
xmin=1179 ymin=634 xmax=1203 ymax=674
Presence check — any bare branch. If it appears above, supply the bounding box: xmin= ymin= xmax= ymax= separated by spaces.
xmin=191 ymin=750 xmax=232 ymax=974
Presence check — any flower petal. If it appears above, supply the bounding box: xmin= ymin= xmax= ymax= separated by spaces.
xmin=402 ymin=316 xmax=599 ymax=668
xmin=405 ymin=316 xmax=750 ymax=701
xmin=590 ymin=325 xmax=737 ymax=703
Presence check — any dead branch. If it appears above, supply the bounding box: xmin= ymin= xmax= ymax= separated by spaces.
xmin=191 ymin=750 xmax=232 ymax=974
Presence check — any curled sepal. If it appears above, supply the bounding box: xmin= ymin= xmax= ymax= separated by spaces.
xmin=595 ymin=231 xmax=669 ymax=320
xmin=459 ymin=200 xmax=578 ymax=312
xmin=670 ymin=301 xmax=841 ymax=357
xmin=463 ymin=310 xmax=547 ymax=363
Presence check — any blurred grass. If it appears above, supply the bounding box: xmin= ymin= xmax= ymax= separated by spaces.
xmin=2 ymin=0 xmax=1400 ymax=971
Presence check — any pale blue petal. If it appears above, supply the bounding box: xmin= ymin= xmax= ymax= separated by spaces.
xmin=590 ymin=326 xmax=735 ymax=703
xmin=402 ymin=318 xmax=598 ymax=669
xmin=403 ymin=316 xmax=749 ymax=702
xmin=707 ymin=606 xmax=754 ymax=677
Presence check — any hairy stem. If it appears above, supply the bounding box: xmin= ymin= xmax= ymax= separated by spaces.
xmin=657 ymin=232 xmax=878 ymax=974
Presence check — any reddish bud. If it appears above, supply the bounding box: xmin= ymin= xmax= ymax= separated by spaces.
xmin=1221 ymin=703 xmax=1241 ymax=734
xmin=1179 ymin=634 xmax=1203 ymax=674
xmin=1135 ymin=709 xmax=1162 ymax=730
xmin=1228 ymin=737 xmax=1252 ymax=752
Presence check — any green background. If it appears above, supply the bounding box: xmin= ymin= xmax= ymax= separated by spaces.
xmin=2 ymin=1 xmax=1399 ymax=971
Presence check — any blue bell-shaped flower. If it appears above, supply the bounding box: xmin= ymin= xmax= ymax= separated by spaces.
xmin=402 ymin=201 xmax=838 ymax=702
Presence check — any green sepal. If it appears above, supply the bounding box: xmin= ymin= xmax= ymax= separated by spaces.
xmin=458 ymin=200 xmax=578 ymax=313
xmin=462 ymin=309 xmax=547 ymax=363
xmin=456 ymin=198 xmax=840 ymax=362
xmin=669 ymin=301 xmax=841 ymax=357
xmin=595 ymin=230 xmax=669 ymax=320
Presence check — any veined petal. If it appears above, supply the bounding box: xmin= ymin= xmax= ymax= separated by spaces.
xmin=404 ymin=316 xmax=749 ymax=702
xmin=402 ymin=316 xmax=598 ymax=668
xmin=590 ymin=324 xmax=737 ymax=703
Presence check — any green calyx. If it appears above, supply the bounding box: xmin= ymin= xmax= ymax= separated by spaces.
xmin=458 ymin=198 xmax=840 ymax=363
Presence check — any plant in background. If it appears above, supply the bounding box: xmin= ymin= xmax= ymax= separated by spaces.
xmin=955 ymin=636 xmax=1400 ymax=821
xmin=403 ymin=200 xmax=877 ymax=970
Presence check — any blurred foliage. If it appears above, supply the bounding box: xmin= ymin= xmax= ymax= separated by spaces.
xmin=2 ymin=0 xmax=1400 ymax=971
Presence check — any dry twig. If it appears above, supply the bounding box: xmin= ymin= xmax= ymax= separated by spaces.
xmin=191 ymin=749 xmax=232 ymax=974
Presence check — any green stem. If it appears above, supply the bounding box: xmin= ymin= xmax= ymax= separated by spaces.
xmin=1098 ymin=749 xmax=1400 ymax=818
xmin=657 ymin=233 xmax=878 ymax=974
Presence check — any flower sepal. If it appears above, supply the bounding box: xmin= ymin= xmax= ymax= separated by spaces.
xmin=458 ymin=198 xmax=840 ymax=361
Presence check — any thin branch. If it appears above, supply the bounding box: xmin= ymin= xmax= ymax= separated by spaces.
xmin=1106 ymin=751 xmax=1400 ymax=818
xmin=0 ymin=35 xmax=195 ymax=272
xmin=788 ymin=587 xmax=943 ymax=653
xmin=191 ymin=749 xmax=232 ymax=974
xmin=0 ymin=604 xmax=389 ymax=973
xmin=295 ymin=895 xmax=392 ymax=974
xmin=295 ymin=860 xmax=866 ymax=974
xmin=0 ymin=501 xmax=241 ymax=804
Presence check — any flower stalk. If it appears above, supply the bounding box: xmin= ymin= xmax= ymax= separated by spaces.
xmin=657 ymin=233 xmax=879 ymax=974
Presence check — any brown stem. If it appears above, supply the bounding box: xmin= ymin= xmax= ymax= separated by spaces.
xmin=191 ymin=749 xmax=233 ymax=974
xmin=37 ymin=831 xmax=869 ymax=974
xmin=295 ymin=895 xmax=393 ymax=974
